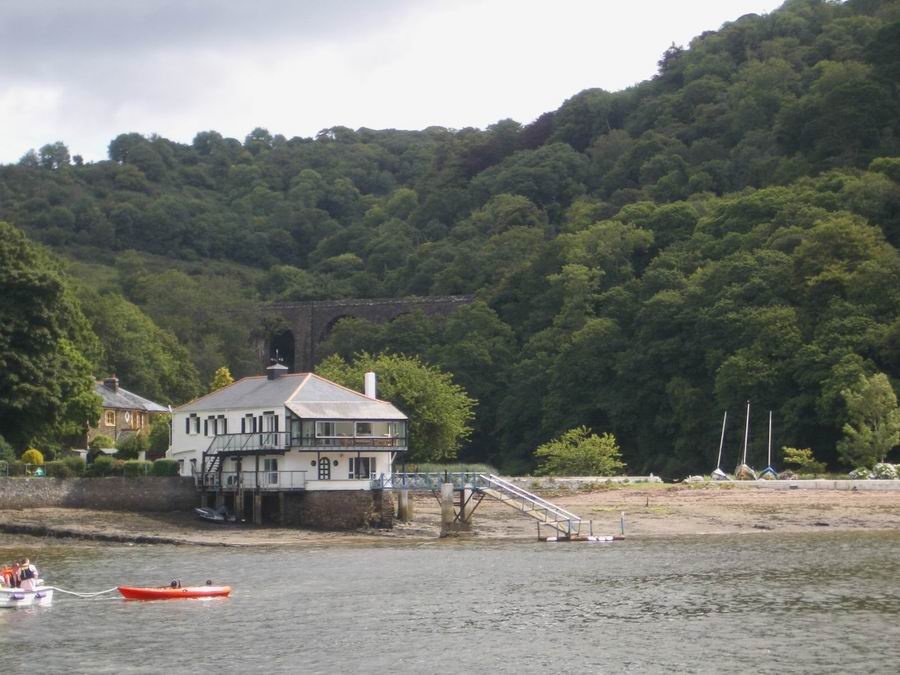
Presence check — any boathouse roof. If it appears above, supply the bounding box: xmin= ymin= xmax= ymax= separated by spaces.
xmin=174 ymin=373 xmax=407 ymax=419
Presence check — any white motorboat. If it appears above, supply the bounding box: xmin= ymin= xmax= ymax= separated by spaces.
xmin=0 ymin=580 xmax=54 ymax=608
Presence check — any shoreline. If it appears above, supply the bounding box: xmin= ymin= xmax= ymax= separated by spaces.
xmin=1 ymin=484 xmax=898 ymax=548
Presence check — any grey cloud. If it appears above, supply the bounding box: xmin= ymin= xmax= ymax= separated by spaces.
xmin=0 ymin=0 xmax=425 ymax=71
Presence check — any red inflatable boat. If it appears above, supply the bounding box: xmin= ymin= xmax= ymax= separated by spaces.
xmin=118 ymin=585 xmax=231 ymax=600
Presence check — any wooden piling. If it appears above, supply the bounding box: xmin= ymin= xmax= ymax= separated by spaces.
xmin=252 ymin=493 xmax=263 ymax=525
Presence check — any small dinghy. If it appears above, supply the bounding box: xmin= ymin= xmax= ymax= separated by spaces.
xmin=194 ymin=505 xmax=236 ymax=523
xmin=118 ymin=584 xmax=231 ymax=600
xmin=0 ymin=581 xmax=54 ymax=609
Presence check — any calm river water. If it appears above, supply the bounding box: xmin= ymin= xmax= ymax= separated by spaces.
xmin=1 ymin=532 xmax=899 ymax=674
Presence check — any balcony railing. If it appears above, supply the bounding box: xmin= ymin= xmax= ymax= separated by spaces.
xmin=293 ymin=436 xmax=406 ymax=449
xmin=196 ymin=470 xmax=308 ymax=491
xmin=206 ymin=432 xmax=405 ymax=454
xmin=207 ymin=432 xmax=290 ymax=454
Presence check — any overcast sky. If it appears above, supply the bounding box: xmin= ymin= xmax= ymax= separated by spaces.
xmin=0 ymin=0 xmax=787 ymax=165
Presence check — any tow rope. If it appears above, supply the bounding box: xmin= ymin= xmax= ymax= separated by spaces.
xmin=46 ymin=586 xmax=119 ymax=598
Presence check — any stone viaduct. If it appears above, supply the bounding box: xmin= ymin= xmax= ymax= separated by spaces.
xmin=258 ymin=295 xmax=474 ymax=372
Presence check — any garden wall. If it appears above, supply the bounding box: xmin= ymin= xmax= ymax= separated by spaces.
xmin=0 ymin=476 xmax=197 ymax=511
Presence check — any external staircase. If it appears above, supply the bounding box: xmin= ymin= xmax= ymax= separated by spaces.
xmin=381 ymin=472 xmax=585 ymax=537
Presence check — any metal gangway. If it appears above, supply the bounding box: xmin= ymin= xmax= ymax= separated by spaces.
xmin=378 ymin=472 xmax=584 ymax=537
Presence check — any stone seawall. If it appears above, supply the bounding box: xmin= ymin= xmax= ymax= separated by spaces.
xmin=283 ymin=490 xmax=393 ymax=529
xmin=0 ymin=477 xmax=198 ymax=511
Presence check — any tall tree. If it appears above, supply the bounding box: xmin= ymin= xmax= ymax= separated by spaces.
xmin=0 ymin=221 xmax=101 ymax=448
xmin=316 ymin=352 xmax=475 ymax=463
xmin=837 ymin=372 xmax=900 ymax=468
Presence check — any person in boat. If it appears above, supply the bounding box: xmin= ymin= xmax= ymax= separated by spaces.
xmin=18 ymin=558 xmax=38 ymax=591
xmin=1 ymin=563 xmax=14 ymax=587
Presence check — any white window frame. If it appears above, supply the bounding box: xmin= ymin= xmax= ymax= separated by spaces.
xmin=104 ymin=410 xmax=116 ymax=427
xmin=348 ymin=456 xmax=374 ymax=479
xmin=316 ymin=421 xmax=353 ymax=438
xmin=263 ymin=458 xmax=279 ymax=485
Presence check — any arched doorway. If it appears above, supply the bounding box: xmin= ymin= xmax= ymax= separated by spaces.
xmin=318 ymin=457 xmax=331 ymax=480
xmin=269 ymin=330 xmax=296 ymax=372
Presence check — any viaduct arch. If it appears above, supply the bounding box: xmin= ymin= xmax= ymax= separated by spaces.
xmin=258 ymin=295 xmax=474 ymax=372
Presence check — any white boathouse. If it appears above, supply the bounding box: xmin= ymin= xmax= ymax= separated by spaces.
xmin=167 ymin=364 xmax=407 ymax=527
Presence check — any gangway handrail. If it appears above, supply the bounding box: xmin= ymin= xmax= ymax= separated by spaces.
xmin=480 ymin=474 xmax=582 ymax=522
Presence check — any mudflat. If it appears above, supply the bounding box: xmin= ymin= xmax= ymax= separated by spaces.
xmin=0 ymin=484 xmax=898 ymax=547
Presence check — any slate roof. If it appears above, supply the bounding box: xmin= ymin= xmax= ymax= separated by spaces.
xmin=95 ymin=382 xmax=168 ymax=413
xmin=175 ymin=373 xmax=407 ymax=420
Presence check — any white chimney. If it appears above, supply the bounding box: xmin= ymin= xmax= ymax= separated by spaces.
xmin=364 ymin=372 xmax=377 ymax=399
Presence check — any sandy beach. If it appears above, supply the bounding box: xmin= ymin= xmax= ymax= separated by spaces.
xmin=1 ymin=483 xmax=899 ymax=547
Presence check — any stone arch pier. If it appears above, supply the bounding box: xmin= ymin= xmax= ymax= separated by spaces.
xmin=259 ymin=295 xmax=473 ymax=372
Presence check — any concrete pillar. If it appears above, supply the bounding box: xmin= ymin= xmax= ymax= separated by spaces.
xmin=253 ymin=493 xmax=263 ymax=525
xmin=439 ymin=483 xmax=455 ymax=537
xmin=214 ymin=491 xmax=225 ymax=509
xmin=396 ymin=489 xmax=411 ymax=521
xmin=458 ymin=484 xmax=474 ymax=528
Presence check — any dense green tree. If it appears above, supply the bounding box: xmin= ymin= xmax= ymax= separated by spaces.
xmin=0 ymin=222 xmax=101 ymax=448
xmin=0 ymin=0 xmax=898 ymax=474
xmin=210 ymin=366 xmax=234 ymax=392
xmin=77 ymin=289 xmax=201 ymax=404
xmin=534 ymin=427 xmax=626 ymax=476
xmin=836 ymin=372 xmax=900 ymax=468
xmin=316 ymin=352 xmax=475 ymax=462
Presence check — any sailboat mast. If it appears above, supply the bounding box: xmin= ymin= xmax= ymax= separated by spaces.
xmin=768 ymin=410 xmax=773 ymax=467
xmin=742 ymin=400 xmax=750 ymax=465
xmin=716 ymin=411 xmax=727 ymax=470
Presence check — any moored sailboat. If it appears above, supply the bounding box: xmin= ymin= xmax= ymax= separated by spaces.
xmin=758 ymin=410 xmax=777 ymax=479
xmin=734 ymin=400 xmax=757 ymax=480
xmin=711 ymin=411 xmax=730 ymax=480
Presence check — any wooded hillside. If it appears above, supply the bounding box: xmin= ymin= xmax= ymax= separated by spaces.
xmin=1 ymin=0 xmax=898 ymax=474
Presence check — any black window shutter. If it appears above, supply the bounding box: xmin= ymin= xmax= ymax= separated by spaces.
xmin=241 ymin=418 xmax=245 ymax=433
xmin=204 ymin=420 xmax=208 ymax=435
xmin=185 ymin=417 xmax=190 ymax=434
xmin=275 ymin=416 xmax=279 ymax=432
xmin=223 ymin=418 xmax=228 ymax=434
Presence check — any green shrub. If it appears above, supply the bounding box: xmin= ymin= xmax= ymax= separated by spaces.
xmin=116 ymin=432 xmax=149 ymax=460
xmin=535 ymin=427 xmax=626 ymax=476
xmin=62 ymin=454 xmax=86 ymax=476
xmin=148 ymin=415 xmax=171 ymax=459
xmin=123 ymin=460 xmax=152 ymax=477
xmin=87 ymin=455 xmax=117 ymax=477
xmin=45 ymin=460 xmax=75 ymax=478
xmin=89 ymin=435 xmax=115 ymax=451
xmin=21 ymin=448 xmax=44 ymax=466
xmin=782 ymin=446 xmax=827 ymax=474
xmin=872 ymin=463 xmax=898 ymax=479
xmin=151 ymin=459 xmax=180 ymax=476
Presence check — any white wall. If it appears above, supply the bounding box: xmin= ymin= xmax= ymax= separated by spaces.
xmin=168 ymin=406 xmax=287 ymax=476
xmin=168 ymin=406 xmax=395 ymax=490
